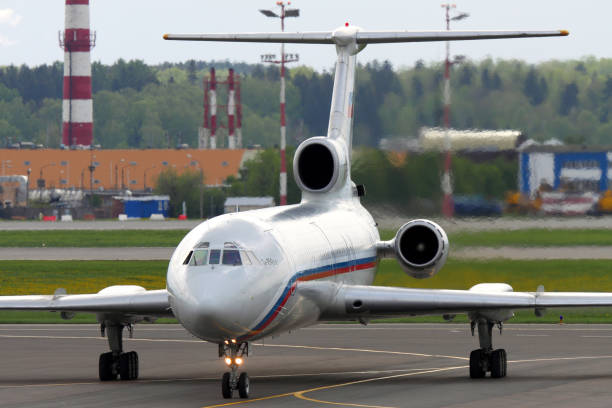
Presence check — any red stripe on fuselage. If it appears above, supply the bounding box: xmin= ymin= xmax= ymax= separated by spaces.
xmin=297 ymin=261 xmax=377 ymax=282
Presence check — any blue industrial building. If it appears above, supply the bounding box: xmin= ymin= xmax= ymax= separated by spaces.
xmin=120 ymin=195 xmax=170 ymax=218
xmin=519 ymin=146 xmax=611 ymax=198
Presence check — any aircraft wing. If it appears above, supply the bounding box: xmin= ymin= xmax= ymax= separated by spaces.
xmin=319 ymin=284 xmax=612 ymax=320
xmin=0 ymin=286 xmax=172 ymax=322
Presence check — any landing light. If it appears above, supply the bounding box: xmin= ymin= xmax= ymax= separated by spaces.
xmin=235 ymin=357 xmax=243 ymax=365
xmin=225 ymin=357 xmax=232 ymax=366
xmin=231 ymin=339 xmax=237 ymax=344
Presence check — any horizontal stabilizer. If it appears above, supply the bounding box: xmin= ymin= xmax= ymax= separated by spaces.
xmin=163 ymin=29 xmax=568 ymax=44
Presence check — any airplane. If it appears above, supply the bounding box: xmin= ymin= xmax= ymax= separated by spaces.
xmin=5 ymin=23 xmax=611 ymax=401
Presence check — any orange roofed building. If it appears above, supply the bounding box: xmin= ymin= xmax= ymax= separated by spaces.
xmin=0 ymin=149 xmax=256 ymax=191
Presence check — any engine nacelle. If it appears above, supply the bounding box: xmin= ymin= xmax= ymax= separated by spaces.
xmin=378 ymin=219 xmax=449 ymax=279
xmin=293 ymin=137 xmax=348 ymax=194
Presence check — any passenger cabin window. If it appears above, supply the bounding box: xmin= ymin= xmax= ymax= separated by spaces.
xmin=209 ymin=249 xmax=221 ymax=264
xmin=222 ymin=250 xmax=242 ymax=266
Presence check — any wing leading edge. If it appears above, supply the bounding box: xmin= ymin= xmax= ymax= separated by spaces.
xmin=0 ymin=287 xmax=172 ymax=320
xmin=318 ymin=284 xmax=612 ymax=320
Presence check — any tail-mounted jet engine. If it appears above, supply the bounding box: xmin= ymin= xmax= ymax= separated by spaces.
xmin=293 ymin=137 xmax=348 ymax=194
xmin=377 ymin=219 xmax=449 ymax=279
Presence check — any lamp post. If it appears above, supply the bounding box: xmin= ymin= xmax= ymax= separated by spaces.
xmin=440 ymin=4 xmax=469 ymax=218
xmin=187 ymin=153 xmax=205 ymax=218
xmin=120 ymin=161 xmax=137 ymax=190
xmin=26 ymin=168 xmax=31 ymax=208
xmin=260 ymin=1 xmax=299 ymax=206
xmin=1 ymin=160 xmax=11 ymax=176
xmin=143 ymin=165 xmax=156 ymax=192
xmin=39 ymin=162 xmax=56 ymax=190
xmin=88 ymin=163 xmax=95 ymax=207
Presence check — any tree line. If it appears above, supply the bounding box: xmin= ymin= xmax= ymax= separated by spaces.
xmin=155 ymin=146 xmax=517 ymax=218
xmin=4 ymin=57 xmax=612 ymax=148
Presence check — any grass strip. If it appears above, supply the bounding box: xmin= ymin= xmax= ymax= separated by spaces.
xmin=0 ymin=228 xmax=610 ymax=248
xmin=0 ymin=259 xmax=611 ymax=323
xmin=380 ymin=228 xmax=612 ymax=247
xmin=0 ymin=230 xmax=190 ymax=247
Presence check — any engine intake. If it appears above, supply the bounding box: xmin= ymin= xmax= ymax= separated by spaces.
xmin=293 ymin=137 xmax=347 ymax=194
xmin=378 ymin=219 xmax=449 ymax=279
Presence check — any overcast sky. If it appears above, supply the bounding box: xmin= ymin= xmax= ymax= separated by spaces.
xmin=0 ymin=1 xmax=608 ymax=71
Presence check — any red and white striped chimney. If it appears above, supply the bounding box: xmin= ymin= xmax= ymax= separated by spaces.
xmin=227 ymin=68 xmax=236 ymax=149
xmin=209 ymin=68 xmax=217 ymax=149
xmin=60 ymin=0 xmax=94 ymax=147
xmin=236 ymin=79 xmax=243 ymax=148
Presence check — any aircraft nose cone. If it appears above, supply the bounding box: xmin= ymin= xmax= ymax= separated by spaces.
xmin=176 ymin=268 xmax=257 ymax=341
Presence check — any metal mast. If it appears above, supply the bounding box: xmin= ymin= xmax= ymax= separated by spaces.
xmin=441 ymin=4 xmax=468 ymax=218
xmin=260 ymin=2 xmax=300 ymax=206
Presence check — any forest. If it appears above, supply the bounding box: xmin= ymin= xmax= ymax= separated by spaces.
xmin=3 ymin=57 xmax=612 ymax=149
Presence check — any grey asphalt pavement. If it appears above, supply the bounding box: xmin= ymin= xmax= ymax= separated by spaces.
xmin=1 ymin=323 xmax=612 ymax=407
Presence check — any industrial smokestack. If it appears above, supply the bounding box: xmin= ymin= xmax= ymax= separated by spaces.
xmin=227 ymin=68 xmax=236 ymax=149
xmin=209 ymin=68 xmax=217 ymax=149
xmin=59 ymin=0 xmax=95 ymax=148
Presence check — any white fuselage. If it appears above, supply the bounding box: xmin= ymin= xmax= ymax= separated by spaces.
xmin=167 ymin=197 xmax=379 ymax=343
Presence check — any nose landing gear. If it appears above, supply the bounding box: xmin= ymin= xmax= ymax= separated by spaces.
xmin=219 ymin=340 xmax=250 ymax=399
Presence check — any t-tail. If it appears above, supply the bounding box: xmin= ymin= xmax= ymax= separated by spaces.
xmin=164 ymin=26 xmax=568 ymax=200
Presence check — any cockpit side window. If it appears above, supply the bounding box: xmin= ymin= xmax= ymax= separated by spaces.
xmin=183 ymin=251 xmax=193 ymax=265
xmin=189 ymin=249 xmax=208 ymax=266
xmin=222 ymin=249 xmax=242 ymax=266
xmin=209 ymin=249 xmax=221 ymax=264
xmin=240 ymin=251 xmax=252 ymax=265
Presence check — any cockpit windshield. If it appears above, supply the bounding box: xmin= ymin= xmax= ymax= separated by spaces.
xmin=184 ymin=241 xmax=260 ymax=267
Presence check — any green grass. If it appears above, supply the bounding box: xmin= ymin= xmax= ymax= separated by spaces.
xmin=1 ymin=259 xmax=612 ymax=323
xmin=0 ymin=230 xmax=190 ymax=247
xmin=2 ymin=228 xmax=610 ymax=248
xmin=380 ymin=229 xmax=612 ymax=247
xmin=0 ymin=260 xmax=174 ymax=323
xmin=371 ymin=258 xmax=612 ymax=324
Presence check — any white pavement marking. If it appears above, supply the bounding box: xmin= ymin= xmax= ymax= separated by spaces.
xmin=253 ymin=343 xmax=469 ymax=361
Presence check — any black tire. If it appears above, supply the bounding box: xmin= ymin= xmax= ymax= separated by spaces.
xmin=222 ymin=372 xmax=233 ymax=399
xmin=99 ymin=352 xmax=115 ymax=381
xmin=119 ymin=352 xmax=138 ymax=381
xmin=499 ymin=349 xmax=507 ymax=377
xmin=469 ymin=349 xmax=486 ymax=379
xmin=490 ymin=349 xmax=504 ymax=378
xmin=238 ymin=372 xmax=250 ymax=399
xmin=130 ymin=351 xmax=139 ymax=380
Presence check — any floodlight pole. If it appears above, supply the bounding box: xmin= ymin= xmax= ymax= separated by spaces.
xmin=260 ymin=2 xmax=299 ymax=206
xmin=440 ymin=4 xmax=468 ymax=218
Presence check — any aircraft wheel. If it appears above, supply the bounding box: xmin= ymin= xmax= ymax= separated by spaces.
xmin=99 ymin=352 xmax=115 ymax=381
xmin=120 ymin=351 xmax=139 ymax=380
xmin=222 ymin=372 xmax=233 ymax=399
xmin=469 ymin=349 xmax=486 ymax=379
xmin=238 ymin=372 xmax=250 ymax=398
xmin=490 ymin=349 xmax=506 ymax=378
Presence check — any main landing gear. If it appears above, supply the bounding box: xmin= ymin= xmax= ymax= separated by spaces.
xmin=219 ymin=340 xmax=250 ymax=399
xmin=98 ymin=323 xmax=139 ymax=381
xmin=469 ymin=320 xmax=507 ymax=379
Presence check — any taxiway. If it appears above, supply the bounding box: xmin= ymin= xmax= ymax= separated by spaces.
xmin=1 ymin=323 xmax=612 ymax=408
